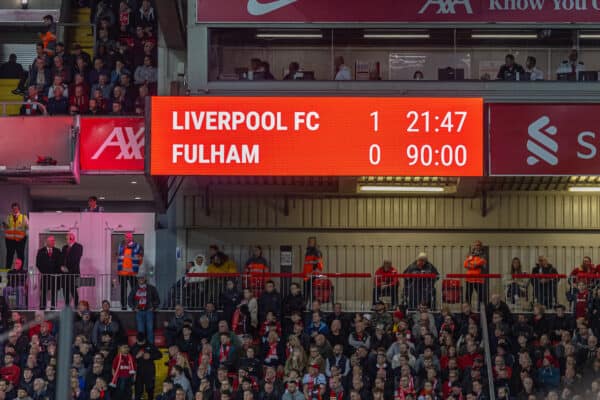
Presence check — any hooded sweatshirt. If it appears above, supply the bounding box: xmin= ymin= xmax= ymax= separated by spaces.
xmin=187 ymin=254 xmax=208 ymax=283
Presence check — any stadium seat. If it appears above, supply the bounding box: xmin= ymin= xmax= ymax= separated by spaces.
xmin=0 ymin=79 xmax=23 ymax=116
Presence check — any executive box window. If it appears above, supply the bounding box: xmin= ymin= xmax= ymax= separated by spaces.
xmin=208 ymin=28 xmax=600 ymax=82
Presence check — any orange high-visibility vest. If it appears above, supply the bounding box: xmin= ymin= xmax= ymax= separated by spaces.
xmin=464 ymin=255 xmax=486 ymax=284
xmin=5 ymin=214 xmax=27 ymax=241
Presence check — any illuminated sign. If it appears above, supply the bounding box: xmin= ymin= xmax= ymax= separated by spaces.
xmin=150 ymin=97 xmax=483 ymax=176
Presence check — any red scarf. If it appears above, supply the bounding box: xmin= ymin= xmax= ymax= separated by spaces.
xmin=219 ymin=345 xmax=230 ymax=362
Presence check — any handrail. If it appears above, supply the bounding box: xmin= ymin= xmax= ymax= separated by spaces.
xmin=0 ymin=101 xmax=47 ymax=116
xmin=480 ymin=301 xmax=497 ymax=400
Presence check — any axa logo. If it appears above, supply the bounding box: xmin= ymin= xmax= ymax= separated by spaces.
xmin=526 ymin=116 xmax=559 ymax=166
xmin=418 ymin=0 xmax=474 ymax=14
xmin=91 ymin=126 xmax=145 ymax=160
xmin=247 ymin=0 xmax=297 ymax=16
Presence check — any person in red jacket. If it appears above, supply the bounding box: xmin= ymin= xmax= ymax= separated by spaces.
xmin=0 ymin=352 xmax=20 ymax=388
xmin=303 ymin=237 xmax=324 ymax=303
xmin=570 ymin=256 xmax=599 ymax=286
xmin=110 ymin=344 xmax=136 ymax=398
xmin=373 ymin=260 xmax=399 ymax=306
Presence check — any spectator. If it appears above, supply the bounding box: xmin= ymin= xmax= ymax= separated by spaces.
xmin=128 ymin=274 xmax=160 ymax=345
xmin=3 ymin=258 xmax=26 ymax=310
xmin=35 ymin=236 xmax=61 ymax=310
xmin=40 ymin=15 xmax=57 ymax=57
xmin=556 ymin=48 xmax=585 ymax=79
xmin=117 ymin=232 xmax=143 ymax=309
xmin=29 ymin=58 xmax=52 ymax=93
xmin=303 ymin=237 xmax=324 ymax=303
xmin=85 ymin=196 xmax=104 ymax=212
xmin=283 ymin=62 xmax=300 ymax=80
xmin=47 ymin=75 xmax=68 ymax=99
xmin=403 ymin=253 xmax=439 ymax=309
xmin=74 ymin=310 xmax=94 ymax=338
xmin=2 ymin=203 xmax=28 ymax=271
xmin=46 ymin=85 xmax=69 ymax=115
xmin=525 ymin=56 xmax=544 ymax=80
xmin=69 ymin=84 xmax=89 ymax=114
xmin=164 ymin=304 xmax=190 ymax=346
xmin=134 ymin=55 xmax=157 ymax=85
xmin=110 ymin=344 xmax=135 ymax=397
xmin=0 ymin=54 xmax=24 ymax=79
xmin=51 ymin=55 xmax=72 ymax=84
xmin=413 ymin=71 xmax=424 ymax=80
xmin=111 ymin=58 xmax=131 ymax=84
xmin=20 ymin=85 xmax=47 ymax=116
xmin=497 ymin=54 xmax=525 ymax=80
xmin=91 ymin=310 xmax=120 ymax=347
xmin=532 ymin=256 xmax=559 ymax=308
xmin=72 ymin=56 xmax=90 ymax=83
xmin=131 ymin=332 xmax=161 ymax=400
xmin=91 ymin=73 xmax=113 ymax=99
xmin=258 ymin=280 xmax=282 ymax=322
xmin=86 ymin=98 xmax=103 ymax=115
xmin=137 ymin=0 xmax=157 ymax=29
xmin=506 ymin=257 xmax=529 ymax=307
xmin=334 ymin=56 xmax=352 ymax=80
xmin=373 ymin=260 xmax=399 ymax=306
xmin=89 ymin=57 xmax=110 ymax=85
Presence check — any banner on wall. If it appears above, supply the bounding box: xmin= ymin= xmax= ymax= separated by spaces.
xmin=489 ymin=104 xmax=600 ymax=176
xmin=197 ymin=0 xmax=600 ymax=23
xmin=79 ymin=117 xmax=145 ymax=173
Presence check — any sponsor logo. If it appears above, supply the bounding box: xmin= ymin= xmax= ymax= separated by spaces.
xmin=526 ymin=116 xmax=559 ymax=166
xmin=247 ymin=0 xmax=297 ymax=16
xmin=91 ymin=126 xmax=145 ymax=160
xmin=418 ymin=0 xmax=473 ymax=14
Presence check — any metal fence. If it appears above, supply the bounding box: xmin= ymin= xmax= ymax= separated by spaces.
xmin=14 ymin=271 xmax=595 ymax=312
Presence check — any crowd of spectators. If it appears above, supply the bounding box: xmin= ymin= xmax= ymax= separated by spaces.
xmin=0 ymin=0 xmax=157 ymax=116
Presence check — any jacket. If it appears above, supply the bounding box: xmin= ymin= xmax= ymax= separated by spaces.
xmin=303 ymin=247 xmax=323 ymax=280
xmin=128 ymin=284 xmax=160 ymax=310
xmin=131 ymin=342 xmax=162 ymax=374
xmin=4 ymin=213 xmax=28 ymax=241
xmin=61 ymin=243 xmax=83 ymax=275
xmin=282 ymin=293 xmax=305 ymax=316
xmin=464 ymin=255 xmax=487 ymax=284
xmin=403 ymin=262 xmax=439 ymax=290
xmin=282 ymin=390 xmax=305 ymax=400
xmin=117 ymin=241 xmax=144 ymax=276
xmin=258 ymin=290 xmax=282 ymax=320
xmin=36 ymin=247 xmax=62 ymax=274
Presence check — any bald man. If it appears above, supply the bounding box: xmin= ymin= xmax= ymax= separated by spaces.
xmin=61 ymin=232 xmax=83 ymax=307
xmin=36 ymin=236 xmax=62 ymax=310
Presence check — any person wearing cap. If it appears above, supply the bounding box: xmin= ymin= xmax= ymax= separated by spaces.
xmin=374 ymin=260 xmax=399 ymax=306
xmin=128 ymin=274 xmax=160 ymax=345
xmin=302 ymin=363 xmax=326 ymax=399
xmin=117 ymin=232 xmax=144 ymax=310
xmin=403 ymin=253 xmax=440 ymax=309
xmin=371 ymin=300 xmax=392 ymax=332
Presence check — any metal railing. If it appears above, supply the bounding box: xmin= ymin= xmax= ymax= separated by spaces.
xmin=14 ymin=271 xmax=592 ymax=311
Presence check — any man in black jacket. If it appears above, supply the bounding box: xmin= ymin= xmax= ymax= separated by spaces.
xmin=131 ymin=332 xmax=162 ymax=400
xmin=128 ymin=274 xmax=160 ymax=345
xmin=60 ymin=232 xmax=83 ymax=307
xmin=36 ymin=236 xmax=62 ymax=310
xmin=258 ymin=280 xmax=281 ymax=322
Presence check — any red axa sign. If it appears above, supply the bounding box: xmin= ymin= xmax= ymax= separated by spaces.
xmin=79 ymin=117 xmax=145 ymax=173
xmin=197 ymin=0 xmax=600 ymax=23
xmin=489 ymin=104 xmax=600 ymax=175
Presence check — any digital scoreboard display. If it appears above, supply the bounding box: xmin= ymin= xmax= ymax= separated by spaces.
xmin=150 ymin=97 xmax=483 ymax=176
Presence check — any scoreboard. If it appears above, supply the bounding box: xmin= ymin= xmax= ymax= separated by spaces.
xmin=150 ymin=97 xmax=483 ymax=176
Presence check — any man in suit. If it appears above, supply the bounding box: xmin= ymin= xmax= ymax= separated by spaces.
xmin=36 ymin=236 xmax=62 ymax=310
xmin=60 ymin=232 xmax=83 ymax=307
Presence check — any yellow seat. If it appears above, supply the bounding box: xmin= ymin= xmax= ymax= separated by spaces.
xmin=0 ymin=79 xmax=23 ymax=116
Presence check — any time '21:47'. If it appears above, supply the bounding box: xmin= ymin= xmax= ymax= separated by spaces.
xmin=369 ymin=111 xmax=468 ymax=133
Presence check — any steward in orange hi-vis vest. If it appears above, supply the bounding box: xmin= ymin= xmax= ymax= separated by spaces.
xmin=303 ymin=237 xmax=323 ymax=281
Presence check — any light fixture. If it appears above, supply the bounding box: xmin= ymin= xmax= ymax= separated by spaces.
xmin=363 ymin=33 xmax=430 ymax=39
xmin=471 ymin=33 xmax=538 ymax=39
xmin=130 ymin=180 xmax=137 ymax=184
xmin=256 ymin=33 xmax=323 ymax=39
xmin=568 ymin=186 xmax=600 ymax=192
xmin=359 ymin=185 xmax=446 ymax=193
xmin=98 ymin=196 xmax=106 ymax=200
xmin=134 ymin=196 xmax=142 ymax=200
xmin=579 ymin=34 xmax=600 ymax=39
xmin=21 ymin=0 xmax=28 ymax=9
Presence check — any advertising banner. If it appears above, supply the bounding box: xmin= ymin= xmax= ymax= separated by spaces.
xmin=79 ymin=117 xmax=145 ymax=173
xmin=150 ymin=96 xmax=484 ymax=176
xmin=489 ymin=104 xmax=600 ymax=175
xmin=197 ymin=0 xmax=600 ymax=23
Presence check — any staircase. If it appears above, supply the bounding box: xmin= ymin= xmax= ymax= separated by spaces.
xmin=0 ymin=79 xmax=23 ymax=116
xmin=70 ymin=8 xmax=94 ymax=57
